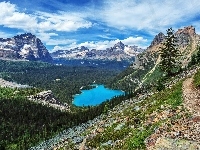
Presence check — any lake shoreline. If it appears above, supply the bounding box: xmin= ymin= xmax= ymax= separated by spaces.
xmin=73 ymin=84 xmax=124 ymax=107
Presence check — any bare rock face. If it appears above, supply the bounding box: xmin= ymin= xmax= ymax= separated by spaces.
xmin=148 ymin=32 xmax=165 ymax=48
xmin=148 ymin=26 xmax=196 ymax=51
xmin=175 ymin=25 xmax=196 ymax=48
xmin=146 ymin=25 xmax=199 ymax=67
xmin=146 ymin=32 xmax=165 ymax=53
xmin=0 ymin=33 xmax=52 ymax=62
xmin=28 ymin=90 xmax=70 ymax=111
xmin=176 ymin=25 xmax=196 ymax=36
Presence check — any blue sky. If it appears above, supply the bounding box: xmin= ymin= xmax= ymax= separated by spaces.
xmin=0 ymin=0 xmax=200 ymax=51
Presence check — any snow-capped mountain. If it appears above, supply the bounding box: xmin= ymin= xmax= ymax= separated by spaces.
xmin=0 ymin=33 xmax=52 ymax=62
xmin=51 ymin=41 xmax=144 ymax=61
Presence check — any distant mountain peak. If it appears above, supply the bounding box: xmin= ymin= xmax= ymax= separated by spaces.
xmin=0 ymin=33 xmax=52 ymax=62
xmin=113 ymin=41 xmax=125 ymax=50
xmin=51 ymin=42 xmax=145 ymax=61
xmin=148 ymin=32 xmax=165 ymax=49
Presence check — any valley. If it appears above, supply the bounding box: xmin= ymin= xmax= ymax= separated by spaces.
xmin=0 ymin=58 xmax=131 ymax=149
xmin=1 ymin=25 xmax=200 ymax=150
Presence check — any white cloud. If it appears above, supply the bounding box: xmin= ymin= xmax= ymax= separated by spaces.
xmin=35 ymin=11 xmax=92 ymax=32
xmin=1 ymin=0 xmax=200 ymax=34
xmin=46 ymin=39 xmax=77 ymax=45
xmin=99 ymin=0 xmax=200 ymax=32
xmin=0 ymin=2 xmax=37 ymax=31
xmin=36 ymin=32 xmax=76 ymax=45
xmin=52 ymin=36 xmax=148 ymax=51
xmin=122 ymin=37 xmax=147 ymax=47
xmin=0 ymin=1 xmax=92 ymax=33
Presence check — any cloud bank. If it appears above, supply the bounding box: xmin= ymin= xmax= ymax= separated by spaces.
xmin=0 ymin=1 xmax=92 ymax=33
xmin=1 ymin=0 xmax=200 ymax=50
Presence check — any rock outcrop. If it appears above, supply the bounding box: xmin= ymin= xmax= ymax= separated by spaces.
xmin=176 ymin=25 xmax=196 ymax=36
xmin=0 ymin=33 xmax=52 ymax=62
xmin=147 ymin=25 xmax=198 ymax=52
xmin=28 ymin=90 xmax=70 ymax=112
xmin=175 ymin=25 xmax=196 ymax=48
xmin=148 ymin=32 xmax=165 ymax=48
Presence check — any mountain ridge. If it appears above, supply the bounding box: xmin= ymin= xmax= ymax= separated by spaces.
xmin=0 ymin=33 xmax=52 ymax=62
xmin=51 ymin=41 xmax=145 ymax=61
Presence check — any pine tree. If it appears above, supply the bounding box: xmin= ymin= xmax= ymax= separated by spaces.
xmin=196 ymin=46 xmax=200 ymax=62
xmin=159 ymin=28 xmax=181 ymax=76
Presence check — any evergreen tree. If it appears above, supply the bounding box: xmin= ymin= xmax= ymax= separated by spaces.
xmin=196 ymin=46 xmax=200 ymax=62
xmin=159 ymin=28 xmax=181 ymax=76
xmin=188 ymin=54 xmax=196 ymax=67
xmin=188 ymin=46 xmax=200 ymax=67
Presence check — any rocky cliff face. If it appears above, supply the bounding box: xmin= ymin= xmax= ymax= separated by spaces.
xmin=174 ymin=25 xmax=199 ymax=66
xmin=175 ymin=25 xmax=196 ymax=48
xmin=51 ymin=41 xmax=144 ymax=61
xmin=176 ymin=25 xmax=196 ymax=36
xmin=0 ymin=33 xmax=52 ymax=62
xmin=147 ymin=26 xmax=197 ymax=51
xmin=148 ymin=32 xmax=165 ymax=48
xmin=146 ymin=32 xmax=165 ymax=53
xmin=145 ymin=26 xmax=200 ymax=67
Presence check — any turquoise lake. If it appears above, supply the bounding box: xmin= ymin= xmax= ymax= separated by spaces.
xmin=73 ymin=85 xmax=125 ymax=106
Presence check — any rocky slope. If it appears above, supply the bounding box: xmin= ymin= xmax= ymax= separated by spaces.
xmin=147 ymin=32 xmax=165 ymax=51
xmin=146 ymin=73 xmax=200 ymax=150
xmin=119 ymin=25 xmax=200 ymax=90
xmin=51 ymin=41 xmax=144 ymax=61
xmin=0 ymin=33 xmax=52 ymax=62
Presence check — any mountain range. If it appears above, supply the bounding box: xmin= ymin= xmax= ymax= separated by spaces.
xmin=0 ymin=25 xmax=197 ymax=65
xmin=51 ymin=41 xmax=145 ymax=61
xmin=0 ymin=33 xmax=145 ymax=62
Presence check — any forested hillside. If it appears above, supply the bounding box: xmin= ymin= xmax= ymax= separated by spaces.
xmin=0 ymin=59 xmax=121 ymax=104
